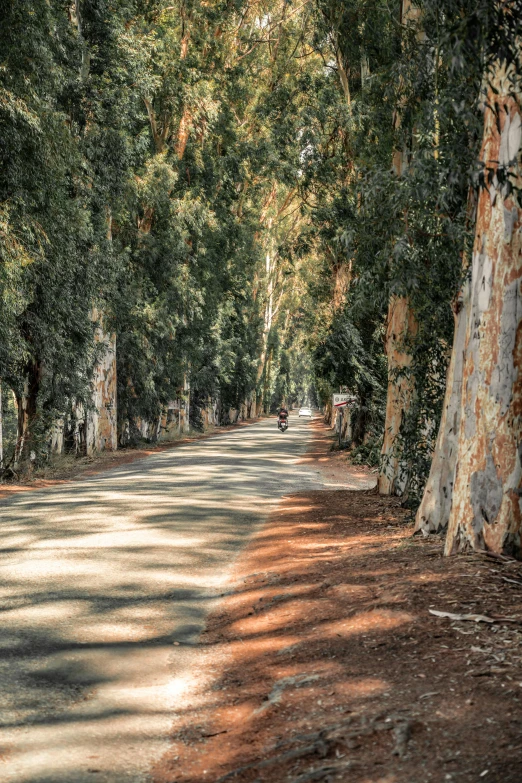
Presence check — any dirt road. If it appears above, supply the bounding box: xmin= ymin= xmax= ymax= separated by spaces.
xmin=4 ymin=418 xmax=519 ymax=783
xmin=0 ymin=416 xmax=361 ymax=783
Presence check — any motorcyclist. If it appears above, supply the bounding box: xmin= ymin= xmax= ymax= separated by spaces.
xmin=277 ymin=404 xmax=289 ymax=428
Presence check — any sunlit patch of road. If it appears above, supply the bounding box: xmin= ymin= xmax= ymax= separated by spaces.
xmin=0 ymin=416 xmax=324 ymax=783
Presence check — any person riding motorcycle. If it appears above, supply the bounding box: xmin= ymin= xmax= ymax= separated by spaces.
xmin=277 ymin=405 xmax=289 ymax=429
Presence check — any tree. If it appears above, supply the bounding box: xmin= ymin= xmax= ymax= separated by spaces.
xmin=444 ymin=4 xmax=522 ymax=555
xmin=0 ymin=0 xmax=110 ymax=465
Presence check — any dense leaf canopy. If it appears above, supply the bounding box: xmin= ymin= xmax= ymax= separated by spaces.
xmin=1 ymin=0 xmax=520 ymax=507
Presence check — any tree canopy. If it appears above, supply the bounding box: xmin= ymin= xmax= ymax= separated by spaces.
xmin=1 ymin=0 xmax=522 ymax=555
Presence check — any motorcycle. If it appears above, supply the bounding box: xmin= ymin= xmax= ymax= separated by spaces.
xmin=278 ymin=414 xmax=288 ymax=433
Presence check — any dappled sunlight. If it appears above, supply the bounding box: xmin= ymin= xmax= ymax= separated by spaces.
xmin=2 ymin=599 xmax=86 ymax=627
xmin=0 ymin=418 xmax=322 ymax=782
xmin=165 ymin=669 xmax=206 ymax=705
xmin=332 ymin=677 xmax=391 ymax=699
xmin=327 ymin=583 xmax=374 ymax=600
xmin=2 ymin=421 xmax=508 ymax=783
xmin=277 ymin=504 xmax=314 ymax=515
xmin=360 ymin=777 xmax=398 ymax=783
xmin=152 ymin=483 xmax=511 ymax=783
xmin=268 ymin=659 xmax=342 ymax=682
xmin=71 ymin=621 xmax=164 ymax=644
xmin=224 ymin=634 xmax=303 ymax=660
xmin=20 ymin=530 xmax=210 ymax=552
xmin=230 ymin=598 xmax=334 ymax=635
xmin=320 ymin=609 xmax=414 ymax=640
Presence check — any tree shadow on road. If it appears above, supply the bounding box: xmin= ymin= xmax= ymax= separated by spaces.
xmin=151 ymin=490 xmax=522 ymax=783
xmin=0 ymin=421 xmax=322 ymax=782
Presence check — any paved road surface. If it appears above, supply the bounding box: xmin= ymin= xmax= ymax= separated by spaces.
xmin=0 ymin=416 xmax=326 ymax=783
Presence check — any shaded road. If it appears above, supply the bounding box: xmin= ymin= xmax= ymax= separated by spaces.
xmin=0 ymin=416 xmax=324 ymax=783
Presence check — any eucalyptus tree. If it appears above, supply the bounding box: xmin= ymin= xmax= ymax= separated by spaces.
xmin=419 ymin=0 xmax=522 ymax=556
xmin=0 ymin=0 xmax=111 ymax=463
xmin=308 ymin=0 xmax=487 ymax=509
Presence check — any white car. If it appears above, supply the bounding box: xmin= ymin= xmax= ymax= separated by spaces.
xmin=299 ymin=406 xmax=312 ymax=417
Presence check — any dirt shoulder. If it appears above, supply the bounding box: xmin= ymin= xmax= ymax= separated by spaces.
xmin=153 ymin=420 xmax=522 ymax=783
xmin=0 ymin=418 xmax=261 ymax=501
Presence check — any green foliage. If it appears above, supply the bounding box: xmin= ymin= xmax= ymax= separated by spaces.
xmin=305 ymin=0 xmax=509 ymax=504
xmin=1 ymin=0 xmax=516 ymax=499
xmin=0 ymin=0 xmax=106 ymax=462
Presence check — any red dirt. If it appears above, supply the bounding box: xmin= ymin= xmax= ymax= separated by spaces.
xmin=153 ymin=421 xmax=522 ymax=783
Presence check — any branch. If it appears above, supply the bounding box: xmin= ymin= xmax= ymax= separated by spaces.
xmin=143 ymin=97 xmax=164 ymax=153
xmin=276 ymin=187 xmax=298 ymax=218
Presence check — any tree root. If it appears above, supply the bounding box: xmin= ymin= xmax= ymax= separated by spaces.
xmin=287 ymin=760 xmax=358 ymax=783
xmin=214 ymin=713 xmax=409 ymax=783
xmin=214 ymin=741 xmax=332 ymax=783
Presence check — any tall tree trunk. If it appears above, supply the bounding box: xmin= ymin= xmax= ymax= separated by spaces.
xmin=70 ymin=1 xmax=90 ymax=81
xmin=414 ymin=278 xmax=469 ymax=533
xmin=86 ymin=215 xmax=118 ymax=455
xmin=414 ymin=184 xmax=476 ymax=533
xmin=378 ymin=0 xmax=421 ymax=496
xmin=256 ymin=248 xmax=275 ymax=389
xmin=263 ymin=347 xmax=273 ymax=414
xmin=176 ymin=110 xmax=192 ymax=160
xmin=87 ymin=320 xmax=117 ymax=455
xmin=445 ymin=62 xmax=522 ymax=557
xmin=14 ymin=360 xmax=41 ymax=467
xmin=378 ymin=295 xmax=417 ymax=495
xmin=176 ymin=23 xmax=192 ymax=160
xmin=0 ymin=380 xmax=3 ymax=471
xmin=333 ymin=33 xmax=351 ymax=107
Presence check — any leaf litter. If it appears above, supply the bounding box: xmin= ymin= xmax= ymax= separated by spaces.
xmin=152 ymin=421 xmax=522 ymax=783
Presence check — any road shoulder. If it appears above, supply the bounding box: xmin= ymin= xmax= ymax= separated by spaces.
xmin=152 ymin=419 xmax=522 ymax=783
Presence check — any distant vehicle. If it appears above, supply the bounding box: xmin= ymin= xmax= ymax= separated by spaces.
xmin=299 ymin=406 xmax=312 ymax=417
